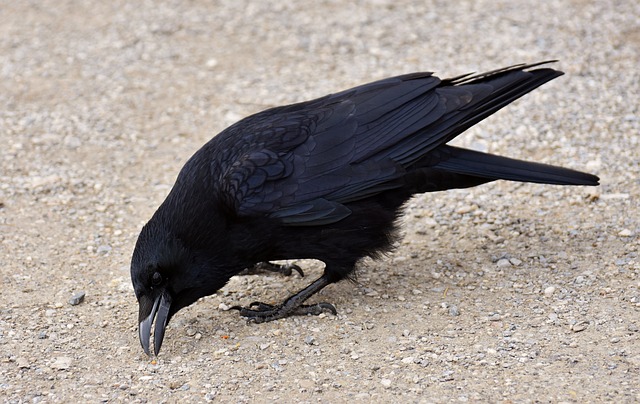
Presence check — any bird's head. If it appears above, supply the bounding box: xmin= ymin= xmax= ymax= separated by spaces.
xmin=130 ymin=219 xmax=228 ymax=356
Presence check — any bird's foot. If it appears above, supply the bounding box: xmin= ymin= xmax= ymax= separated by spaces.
xmin=231 ymin=301 xmax=336 ymax=323
xmin=230 ymin=275 xmax=336 ymax=323
xmin=239 ymin=261 xmax=304 ymax=277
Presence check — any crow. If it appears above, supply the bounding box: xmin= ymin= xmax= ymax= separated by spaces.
xmin=131 ymin=61 xmax=599 ymax=356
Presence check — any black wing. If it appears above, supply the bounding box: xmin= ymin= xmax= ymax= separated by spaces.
xmin=215 ymin=63 xmax=564 ymax=225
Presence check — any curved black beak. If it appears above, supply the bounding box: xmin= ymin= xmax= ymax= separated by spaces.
xmin=138 ymin=291 xmax=172 ymax=356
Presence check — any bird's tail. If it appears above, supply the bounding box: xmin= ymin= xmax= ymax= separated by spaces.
xmin=432 ymin=145 xmax=599 ymax=185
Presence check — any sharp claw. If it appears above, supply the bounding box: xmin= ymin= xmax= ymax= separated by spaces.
xmin=289 ymin=264 xmax=304 ymax=277
xmin=317 ymin=302 xmax=337 ymax=315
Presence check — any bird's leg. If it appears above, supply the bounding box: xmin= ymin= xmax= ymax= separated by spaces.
xmin=239 ymin=261 xmax=304 ymax=277
xmin=231 ymin=275 xmax=336 ymax=323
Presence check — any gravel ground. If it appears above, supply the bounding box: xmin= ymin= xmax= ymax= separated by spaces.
xmin=1 ymin=0 xmax=639 ymax=402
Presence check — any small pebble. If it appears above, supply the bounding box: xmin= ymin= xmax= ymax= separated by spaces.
xmin=51 ymin=356 xmax=72 ymax=370
xmin=456 ymin=205 xmax=475 ymax=214
xmin=496 ymin=258 xmax=511 ymax=268
xmin=618 ymin=229 xmax=633 ymax=237
xmin=448 ymin=305 xmax=460 ymax=316
xmin=206 ymin=58 xmax=218 ymax=68
xmin=304 ymin=336 xmax=315 ymax=345
xmin=169 ymin=381 xmax=183 ymax=390
xmin=380 ymin=378 xmax=392 ymax=388
xmin=96 ymin=245 xmax=112 ymax=255
xmin=572 ymin=321 xmax=589 ymax=332
xmin=544 ymin=286 xmax=556 ymax=296
xmin=16 ymin=357 xmax=30 ymax=369
xmin=364 ymin=288 xmax=378 ymax=297
xmin=69 ymin=291 xmax=86 ymax=306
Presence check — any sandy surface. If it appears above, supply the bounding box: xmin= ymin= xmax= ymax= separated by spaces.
xmin=1 ymin=0 xmax=638 ymax=402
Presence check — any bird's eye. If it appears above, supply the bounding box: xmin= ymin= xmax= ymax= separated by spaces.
xmin=151 ymin=272 xmax=163 ymax=286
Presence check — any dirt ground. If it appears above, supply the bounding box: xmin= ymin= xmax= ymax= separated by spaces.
xmin=1 ymin=0 xmax=638 ymax=402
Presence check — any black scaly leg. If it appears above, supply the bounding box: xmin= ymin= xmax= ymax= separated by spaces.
xmin=231 ymin=274 xmax=337 ymax=323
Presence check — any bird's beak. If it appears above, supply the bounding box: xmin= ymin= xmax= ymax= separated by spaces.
xmin=138 ymin=290 xmax=172 ymax=356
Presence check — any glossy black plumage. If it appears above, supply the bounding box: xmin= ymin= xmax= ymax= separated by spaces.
xmin=131 ymin=62 xmax=599 ymax=356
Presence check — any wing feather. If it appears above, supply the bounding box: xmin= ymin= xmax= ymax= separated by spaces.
xmin=214 ymin=63 xmax=563 ymax=225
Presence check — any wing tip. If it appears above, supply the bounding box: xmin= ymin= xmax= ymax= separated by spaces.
xmin=444 ymin=60 xmax=563 ymax=85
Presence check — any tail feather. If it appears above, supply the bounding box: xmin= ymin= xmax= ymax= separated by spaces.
xmin=433 ymin=146 xmax=600 ymax=186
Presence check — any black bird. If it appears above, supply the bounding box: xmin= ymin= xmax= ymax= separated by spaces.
xmin=131 ymin=61 xmax=599 ymax=356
